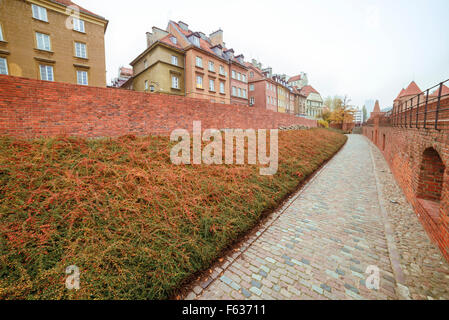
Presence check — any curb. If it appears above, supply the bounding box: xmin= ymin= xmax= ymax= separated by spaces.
xmin=366 ymin=136 xmax=411 ymax=300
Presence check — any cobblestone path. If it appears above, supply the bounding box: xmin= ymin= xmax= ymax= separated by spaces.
xmin=185 ymin=135 xmax=449 ymax=300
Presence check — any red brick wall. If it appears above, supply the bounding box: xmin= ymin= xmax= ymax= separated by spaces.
xmin=363 ymin=120 xmax=449 ymax=262
xmin=0 ymin=75 xmax=317 ymax=138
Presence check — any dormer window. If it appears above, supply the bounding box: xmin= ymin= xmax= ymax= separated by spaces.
xmin=190 ymin=35 xmax=200 ymax=47
xmin=170 ymin=37 xmax=177 ymax=45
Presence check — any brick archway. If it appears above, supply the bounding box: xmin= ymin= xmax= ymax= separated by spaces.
xmin=418 ymin=147 xmax=445 ymax=201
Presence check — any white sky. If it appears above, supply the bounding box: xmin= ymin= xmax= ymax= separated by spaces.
xmin=75 ymin=0 xmax=449 ymax=111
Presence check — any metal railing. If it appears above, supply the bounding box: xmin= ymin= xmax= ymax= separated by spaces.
xmin=372 ymin=79 xmax=449 ymax=130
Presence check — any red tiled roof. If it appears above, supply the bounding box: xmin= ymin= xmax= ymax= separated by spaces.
xmin=373 ymin=100 xmax=381 ymax=113
xmin=50 ymin=0 xmax=105 ymax=19
xmin=300 ymin=85 xmax=319 ymax=97
xmin=430 ymin=84 xmax=449 ymax=97
xmin=394 ymin=88 xmax=405 ymax=101
xmin=288 ymin=75 xmax=302 ymax=82
xmin=159 ymin=34 xmax=183 ymax=50
xmin=402 ymin=81 xmax=422 ymax=97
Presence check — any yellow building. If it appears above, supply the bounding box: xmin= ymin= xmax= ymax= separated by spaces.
xmin=0 ymin=0 xmax=108 ymax=86
xmin=125 ymin=32 xmax=185 ymax=95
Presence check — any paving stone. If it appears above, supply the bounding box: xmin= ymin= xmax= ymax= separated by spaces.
xmin=249 ymin=287 xmax=262 ymax=296
xmin=250 ymin=280 xmax=262 ymax=289
xmin=187 ymin=136 xmax=449 ymax=301
xmin=241 ymin=288 xmax=252 ymax=298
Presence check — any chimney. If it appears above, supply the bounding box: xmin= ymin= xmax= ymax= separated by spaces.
xmin=262 ymin=67 xmax=272 ymax=78
xmin=209 ymin=29 xmax=223 ymax=47
xmin=178 ymin=21 xmax=189 ymax=31
xmin=146 ymin=26 xmax=169 ymax=47
xmin=251 ymin=59 xmax=258 ymax=67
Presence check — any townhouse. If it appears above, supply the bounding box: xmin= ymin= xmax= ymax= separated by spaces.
xmin=246 ymin=60 xmax=278 ymax=112
xmin=123 ymin=28 xmax=185 ymax=95
xmin=168 ymin=21 xmax=247 ymax=105
xmin=273 ymin=75 xmax=290 ymax=114
xmin=0 ymin=0 xmax=108 ymax=86
xmin=300 ymin=85 xmax=324 ymax=118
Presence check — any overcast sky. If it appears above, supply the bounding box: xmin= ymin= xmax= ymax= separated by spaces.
xmin=75 ymin=0 xmax=449 ymax=111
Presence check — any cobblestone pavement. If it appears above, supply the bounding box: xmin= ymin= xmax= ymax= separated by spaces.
xmin=185 ymin=135 xmax=449 ymax=300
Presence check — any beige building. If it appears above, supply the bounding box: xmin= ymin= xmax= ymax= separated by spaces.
xmin=0 ymin=0 xmax=108 ymax=86
xmin=125 ymin=33 xmax=185 ymax=95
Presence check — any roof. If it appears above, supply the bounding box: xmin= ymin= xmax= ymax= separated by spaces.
xmin=288 ymin=75 xmax=302 ymax=82
xmin=159 ymin=34 xmax=183 ymax=50
xmin=394 ymin=88 xmax=405 ymax=101
xmin=170 ymin=21 xmax=246 ymax=67
xmin=402 ymin=81 xmax=422 ymax=97
xmin=300 ymin=85 xmax=320 ymax=97
xmin=373 ymin=100 xmax=381 ymax=113
xmin=50 ymin=0 xmax=106 ymax=20
xmin=430 ymin=84 xmax=449 ymax=97
xmin=129 ymin=33 xmax=184 ymax=66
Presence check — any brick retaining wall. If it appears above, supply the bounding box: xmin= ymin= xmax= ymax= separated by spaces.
xmin=0 ymin=75 xmax=317 ymax=138
xmin=363 ymin=123 xmax=449 ymax=261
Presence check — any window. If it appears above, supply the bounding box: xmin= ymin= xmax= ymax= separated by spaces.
xmin=243 ymin=89 xmax=247 ymax=98
xmin=172 ymin=76 xmax=179 ymax=89
xmin=171 ymin=55 xmax=178 ymax=66
xmin=267 ymin=96 xmax=270 ymax=104
xmin=250 ymin=71 xmax=254 ymax=78
xmin=145 ymin=80 xmax=149 ymax=90
xmin=249 ymin=84 xmax=254 ymax=91
xmin=208 ymin=61 xmax=214 ymax=72
xmin=192 ymin=36 xmax=200 ymax=46
xmin=238 ymin=88 xmax=242 ymax=97
xmin=232 ymin=86 xmax=236 ymax=96
xmin=209 ymin=79 xmax=215 ymax=91
xmin=196 ymin=75 xmax=203 ymax=89
xmin=266 ymin=83 xmax=269 ymax=90
xmin=237 ymin=73 xmax=241 ymax=81
xmin=73 ymin=18 xmax=85 ymax=32
xmin=36 ymin=32 xmax=51 ymax=51
xmin=0 ymin=57 xmax=8 ymax=75
xmin=220 ymin=81 xmax=225 ymax=94
xmin=32 ymin=4 xmax=48 ymax=22
xmin=195 ymin=56 xmax=203 ymax=68
xmin=232 ymin=70 xmax=236 ymax=79
xmin=0 ymin=24 xmax=3 ymax=41
xmin=75 ymin=42 xmax=87 ymax=58
xmin=77 ymin=70 xmax=88 ymax=85
xmin=39 ymin=65 xmax=54 ymax=81
xmin=219 ymin=65 xmax=225 ymax=75
xmin=250 ymin=97 xmax=255 ymax=105
xmin=170 ymin=37 xmax=177 ymax=45
xmin=242 ymin=75 xmax=246 ymax=83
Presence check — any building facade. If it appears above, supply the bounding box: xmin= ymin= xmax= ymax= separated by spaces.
xmin=125 ymin=35 xmax=185 ymax=95
xmin=229 ymin=54 xmax=249 ymax=106
xmin=288 ymin=72 xmax=308 ymax=89
xmin=300 ymin=85 xmax=324 ymax=118
xmin=246 ymin=60 xmax=277 ymax=112
xmin=168 ymin=21 xmax=237 ymax=104
xmin=0 ymin=0 xmax=108 ymax=86
xmin=110 ymin=66 xmax=132 ymax=88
